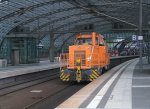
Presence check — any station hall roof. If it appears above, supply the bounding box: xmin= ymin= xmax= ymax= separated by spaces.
xmin=0 ymin=0 xmax=150 ymax=47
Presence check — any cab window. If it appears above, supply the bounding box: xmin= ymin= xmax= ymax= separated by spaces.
xmin=99 ymin=37 xmax=105 ymax=46
xmin=75 ymin=38 xmax=92 ymax=45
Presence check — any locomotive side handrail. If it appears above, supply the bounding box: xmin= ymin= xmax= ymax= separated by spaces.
xmin=60 ymin=52 xmax=108 ymax=69
xmin=60 ymin=53 xmax=69 ymax=68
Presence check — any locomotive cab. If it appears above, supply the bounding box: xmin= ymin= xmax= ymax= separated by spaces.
xmin=60 ymin=32 xmax=110 ymax=82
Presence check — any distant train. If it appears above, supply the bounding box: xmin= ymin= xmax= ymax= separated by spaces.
xmin=111 ymin=40 xmax=147 ymax=56
xmin=59 ymin=32 xmax=110 ymax=82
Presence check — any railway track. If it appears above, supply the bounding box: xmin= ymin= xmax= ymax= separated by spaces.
xmin=0 ymin=69 xmax=59 ymax=96
xmin=23 ymin=85 xmax=70 ymax=109
xmin=23 ymin=82 xmax=87 ymax=109
xmin=0 ymin=71 xmax=87 ymax=109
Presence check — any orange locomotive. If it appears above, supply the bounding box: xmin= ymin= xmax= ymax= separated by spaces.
xmin=60 ymin=32 xmax=110 ymax=82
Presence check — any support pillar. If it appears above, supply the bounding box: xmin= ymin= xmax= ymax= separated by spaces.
xmin=139 ymin=0 xmax=143 ymax=71
xmin=49 ymin=31 xmax=55 ymax=62
xmin=148 ymin=42 xmax=150 ymax=64
xmin=24 ymin=39 xmax=28 ymax=63
xmin=11 ymin=48 xmax=19 ymax=65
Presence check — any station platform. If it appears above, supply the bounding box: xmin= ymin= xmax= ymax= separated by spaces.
xmin=0 ymin=60 xmax=59 ymax=79
xmin=56 ymin=58 xmax=150 ymax=109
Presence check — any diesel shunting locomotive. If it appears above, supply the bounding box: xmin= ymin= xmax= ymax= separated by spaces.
xmin=60 ymin=32 xmax=110 ymax=82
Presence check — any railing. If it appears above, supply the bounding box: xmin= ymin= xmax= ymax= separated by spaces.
xmin=60 ymin=53 xmax=69 ymax=68
xmin=60 ymin=51 xmax=110 ymax=69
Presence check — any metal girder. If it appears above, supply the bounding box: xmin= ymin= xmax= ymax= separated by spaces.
xmin=100 ymin=1 xmax=150 ymax=21
xmin=20 ymin=17 xmax=109 ymax=43
xmin=42 ymin=18 xmax=109 ymax=33
xmin=40 ymin=32 xmax=66 ymax=41
xmin=109 ymin=12 xmax=139 ymax=24
xmin=112 ymin=28 xmax=150 ymax=31
xmin=86 ymin=0 xmax=150 ymax=28
xmin=71 ymin=0 xmax=138 ymax=27
xmin=106 ymin=4 xmax=138 ymax=16
xmin=19 ymin=7 xmax=81 ymax=25
xmin=39 ymin=21 xmax=111 ymax=43
xmin=31 ymin=13 xmax=94 ymax=32
xmin=91 ymin=1 xmax=144 ymax=24
xmin=43 ymin=22 xmax=111 ymax=43
xmin=28 ymin=29 xmax=95 ymax=35
xmin=88 ymin=1 xmax=137 ymax=7
xmin=54 ymin=33 xmax=65 ymax=41
xmin=107 ymin=6 xmax=139 ymax=21
xmin=10 ymin=16 xmax=111 ymax=42
xmin=31 ymin=17 xmax=108 ymax=35
xmin=54 ymin=21 xmax=110 ymax=42
xmin=0 ymin=0 xmax=66 ymax=22
xmin=8 ymin=9 xmax=85 ymax=34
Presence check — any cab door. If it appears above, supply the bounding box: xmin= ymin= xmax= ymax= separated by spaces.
xmin=99 ymin=37 xmax=107 ymax=67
